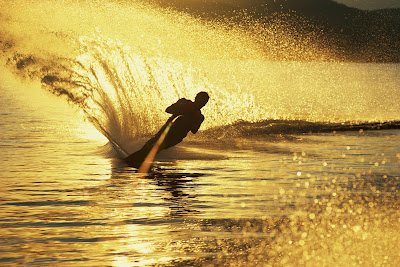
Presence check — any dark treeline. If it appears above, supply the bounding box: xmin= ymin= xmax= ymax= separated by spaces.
xmin=151 ymin=0 xmax=400 ymax=62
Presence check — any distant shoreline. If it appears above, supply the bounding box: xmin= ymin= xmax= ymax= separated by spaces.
xmin=152 ymin=0 xmax=400 ymax=63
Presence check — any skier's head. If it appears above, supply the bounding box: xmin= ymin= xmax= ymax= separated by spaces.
xmin=194 ymin=91 xmax=209 ymax=109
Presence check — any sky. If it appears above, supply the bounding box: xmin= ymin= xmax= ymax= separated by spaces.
xmin=334 ymin=0 xmax=400 ymax=10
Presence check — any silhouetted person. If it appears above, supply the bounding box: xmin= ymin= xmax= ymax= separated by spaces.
xmin=125 ymin=92 xmax=209 ymax=168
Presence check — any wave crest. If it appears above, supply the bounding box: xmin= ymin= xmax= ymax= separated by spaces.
xmin=199 ymin=119 xmax=400 ymax=139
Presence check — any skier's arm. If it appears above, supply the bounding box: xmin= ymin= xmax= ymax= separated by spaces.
xmin=166 ymin=98 xmax=187 ymax=115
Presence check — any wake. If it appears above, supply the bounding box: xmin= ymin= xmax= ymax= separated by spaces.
xmin=199 ymin=120 xmax=400 ymax=139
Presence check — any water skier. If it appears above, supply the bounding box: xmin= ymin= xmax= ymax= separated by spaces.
xmin=125 ymin=91 xmax=209 ymax=168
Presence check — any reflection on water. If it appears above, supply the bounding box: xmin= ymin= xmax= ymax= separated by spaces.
xmin=1 ymin=0 xmax=400 ymax=263
xmin=2 ymin=122 xmax=400 ymax=266
xmin=1 ymin=67 xmax=400 ymax=266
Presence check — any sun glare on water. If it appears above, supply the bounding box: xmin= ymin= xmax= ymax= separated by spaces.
xmin=1 ymin=0 xmax=400 ymax=266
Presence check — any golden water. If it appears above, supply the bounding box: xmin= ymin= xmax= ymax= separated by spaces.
xmin=1 ymin=0 xmax=400 ymax=266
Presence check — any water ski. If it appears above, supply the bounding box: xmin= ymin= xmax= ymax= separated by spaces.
xmin=125 ymin=145 xmax=152 ymax=168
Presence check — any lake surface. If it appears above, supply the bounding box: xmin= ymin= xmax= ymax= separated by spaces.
xmin=1 ymin=67 xmax=400 ymax=266
xmin=1 ymin=1 xmax=400 ymax=265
